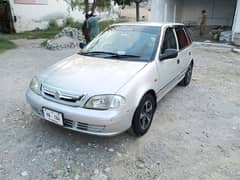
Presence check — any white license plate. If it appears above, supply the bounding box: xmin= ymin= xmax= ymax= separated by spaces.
xmin=43 ymin=108 xmax=63 ymax=126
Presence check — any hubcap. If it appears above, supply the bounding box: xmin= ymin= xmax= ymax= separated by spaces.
xmin=139 ymin=100 xmax=153 ymax=130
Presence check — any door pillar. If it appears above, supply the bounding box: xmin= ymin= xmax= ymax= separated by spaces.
xmin=232 ymin=0 xmax=240 ymax=45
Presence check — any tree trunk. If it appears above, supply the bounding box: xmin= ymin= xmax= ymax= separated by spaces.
xmin=84 ymin=0 xmax=89 ymax=15
xmin=136 ymin=2 xmax=140 ymax=22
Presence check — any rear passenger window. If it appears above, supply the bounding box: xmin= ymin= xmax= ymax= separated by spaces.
xmin=175 ymin=27 xmax=189 ymax=50
xmin=184 ymin=27 xmax=192 ymax=45
xmin=161 ymin=28 xmax=177 ymax=53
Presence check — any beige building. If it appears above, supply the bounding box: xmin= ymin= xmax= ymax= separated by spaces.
xmin=150 ymin=0 xmax=240 ymax=45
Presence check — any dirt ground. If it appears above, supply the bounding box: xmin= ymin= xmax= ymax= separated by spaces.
xmin=0 ymin=39 xmax=240 ymax=180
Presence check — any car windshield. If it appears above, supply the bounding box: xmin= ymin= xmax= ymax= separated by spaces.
xmin=81 ymin=25 xmax=161 ymax=61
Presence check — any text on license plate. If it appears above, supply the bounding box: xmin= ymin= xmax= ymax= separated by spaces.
xmin=43 ymin=108 xmax=63 ymax=126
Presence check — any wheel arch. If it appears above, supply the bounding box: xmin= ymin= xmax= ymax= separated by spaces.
xmin=134 ymin=89 xmax=157 ymax=112
xmin=129 ymin=89 xmax=157 ymax=134
xmin=144 ymin=89 xmax=157 ymax=108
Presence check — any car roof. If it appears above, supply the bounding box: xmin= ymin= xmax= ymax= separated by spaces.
xmin=112 ymin=22 xmax=184 ymax=28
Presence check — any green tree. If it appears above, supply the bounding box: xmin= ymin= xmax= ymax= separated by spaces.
xmin=63 ymin=0 xmax=111 ymax=16
xmin=63 ymin=0 xmax=143 ymax=21
xmin=114 ymin=0 xmax=143 ymax=21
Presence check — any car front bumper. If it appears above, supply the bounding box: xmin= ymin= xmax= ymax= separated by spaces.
xmin=26 ymin=89 xmax=133 ymax=136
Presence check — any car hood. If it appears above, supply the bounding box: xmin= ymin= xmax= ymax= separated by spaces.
xmin=39 ymin=54 xmax=147 ymax=95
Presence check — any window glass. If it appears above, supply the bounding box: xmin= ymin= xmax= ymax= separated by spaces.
xmin=184 ymin=27 xmax=192 ymax=45
xmin=161 ymin=28 xmax=177 ymax=53
xmin=175 ymin=27 xmax=189 ymax=50
xmin=83 ymin=25 xmax=161 ymax=61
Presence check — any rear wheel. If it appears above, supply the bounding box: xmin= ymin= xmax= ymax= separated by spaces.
xmin=179 ymin=62 xmax=193 ymax=86
xmin=130 ymin=94 xmax=156 ymax=137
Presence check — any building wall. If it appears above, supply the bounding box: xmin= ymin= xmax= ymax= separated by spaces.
xmin=150 ymin=0 xmax=183 ymax=23
xmin=8 ymin=0 xmax=84 ymax=32
xmin=181 ymin=0 xmax=237 ymax=26
xmin=150 ymin=0 xmax=240 ymax=45
xmin=150 ymin=0 xmax=237 ymax=26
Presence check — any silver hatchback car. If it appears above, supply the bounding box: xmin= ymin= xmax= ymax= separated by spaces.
xmin=26 ymin=22 xmax=193 ymax=137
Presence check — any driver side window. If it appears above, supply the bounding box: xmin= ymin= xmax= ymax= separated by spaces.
xmin=161 ymin=28 xmax=177 ymax=54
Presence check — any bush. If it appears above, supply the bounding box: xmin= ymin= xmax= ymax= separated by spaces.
xmin=99 ymin=19 xmax=128 ymax=31
xmin=64 ymin=17 xmax=82 ymax=29
xmin=99 ymin=20 xmax=114 ymax=31
xmin=48 ymin=20 xmax=59 ymax=30
xmin=63 ymin=18 xmax=127 ymax=31
xmin=71 ymin=21 xmax=82 ymax=29
xmin=65 ymin=17 xmax=75 ymax=27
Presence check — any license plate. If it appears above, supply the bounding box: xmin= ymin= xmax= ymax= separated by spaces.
xmin=43 ymin=108 xmax=63 ymax=126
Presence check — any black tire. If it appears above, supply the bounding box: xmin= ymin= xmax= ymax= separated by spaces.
xmin=179 ymin=62 xmax=193 ymax=86
xmin=130 ymin=93 xmax=156 ymax=137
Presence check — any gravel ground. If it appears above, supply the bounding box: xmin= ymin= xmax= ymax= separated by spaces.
xmin=0 ymin=39 xmax=240 ymax=180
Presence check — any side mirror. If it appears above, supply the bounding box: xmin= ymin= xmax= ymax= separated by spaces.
xmin=159 ymin=49 xmax=178 ymax=61
xmin=79 ymin=42 xmax=86 ymax=49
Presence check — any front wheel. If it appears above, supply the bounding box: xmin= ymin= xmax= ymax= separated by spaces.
xmin=130 ymin=94 xmax=156 ymax=137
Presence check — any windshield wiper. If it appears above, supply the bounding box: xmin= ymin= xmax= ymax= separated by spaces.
xmin=104 ymin=54 xmax=140 ymax=59
xmin=80 ymin=51 xmax=118 ymax=56
xmin=80 ymin=51 xmax=140 ymax=59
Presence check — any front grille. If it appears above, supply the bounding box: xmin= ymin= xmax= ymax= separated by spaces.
xmin=41 ymin=85 xmax=84 ymax=107
xmin=64 ymin=119 xmax=74 ymax=128
xmin=63 ymin=119 xmax=105 ymax=133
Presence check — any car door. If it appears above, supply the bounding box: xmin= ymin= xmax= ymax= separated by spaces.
xmin=156 ymin=27 xmax=179 ymax=93
xmin=175 ymin=26 xmax=192 ymax=73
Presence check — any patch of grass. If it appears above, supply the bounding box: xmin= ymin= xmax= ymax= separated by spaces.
xmin=6 ymin=29 xmax=61 ymax=40
xmin=0 ymin=38 xmax=17 ymax=53
xmin=2 ymin=18 xmax=128 ymax=41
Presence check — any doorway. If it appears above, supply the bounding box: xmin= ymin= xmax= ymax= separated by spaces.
xmin=0 ymin=0 xmax=15 ymax=33
xmin=179 ymin=0 xmax=238 ymax=42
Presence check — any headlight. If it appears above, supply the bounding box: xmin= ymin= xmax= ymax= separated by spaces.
xmin=84 ymin=95 xmax=125 ymax=110
xmin=30 ymin=77 xmax=41 ymax=95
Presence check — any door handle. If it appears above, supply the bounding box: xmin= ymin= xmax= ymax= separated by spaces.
xmin=177 ymin=59 xmax=180 ymax=64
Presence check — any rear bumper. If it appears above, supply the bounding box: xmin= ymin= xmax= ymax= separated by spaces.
xmin=26 ymin=89 xmax=133 ymax=136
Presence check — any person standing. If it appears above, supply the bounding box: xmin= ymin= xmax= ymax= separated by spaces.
xmin=200 ymin=10 xmax=207 ymax=37
xmin=87 ymin=11 xmax=101 ymax=41
xmin=82 ymin=14 xmax=91 ymax=43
